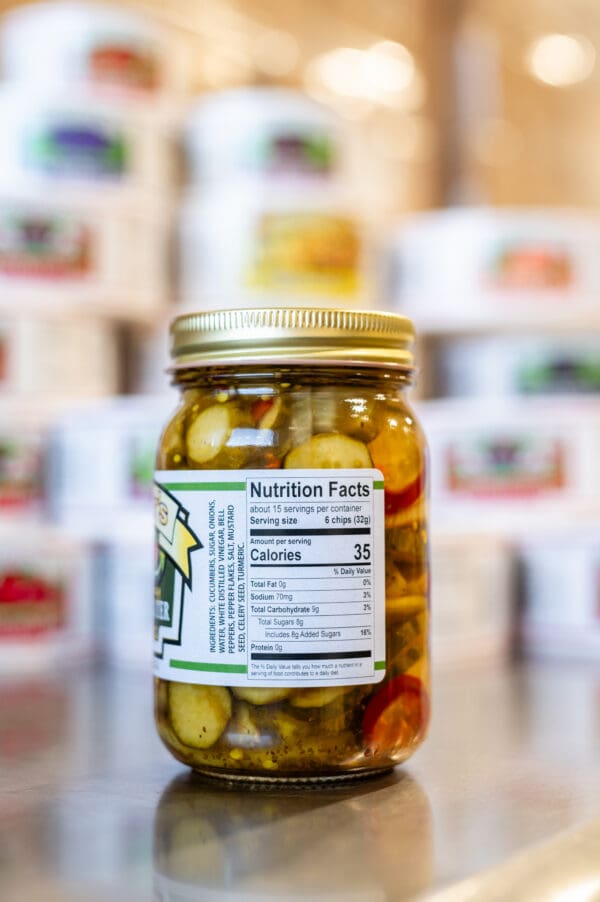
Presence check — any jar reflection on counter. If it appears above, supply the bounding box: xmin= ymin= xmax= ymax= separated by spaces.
xmin=154 ymin=308 xmax=430 ymax=783
xmin=153 ymin=772 xmax=434 ymax=898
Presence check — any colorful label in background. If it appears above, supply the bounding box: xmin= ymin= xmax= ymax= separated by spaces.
xmin=26 ymin=122 xmax=128 ymax=178
xmin=87 ymin=41 xmax=159 ymax=92
xmin=486 ymin=242 xmax=574 ymax=291
xmin=445 ymin=436 xmax=566 ymax=497
xmin=0 ymin=437 xmax=42 ymax=509
xmin=246 ymin=213 xmax=361 ymax=297
xmin=0 ymin=570 xmax=64 ymax=638
xmin=252 ymin=131 xmax=336 ymax=176
xmin=517 ymin=354 xmax=600 ymax=395
xmin=0 ymin=213 xmax=91 ymax=279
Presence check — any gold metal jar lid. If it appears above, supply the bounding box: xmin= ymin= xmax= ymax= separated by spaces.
xmin=170 ymin=307 xmax=415 ymax=370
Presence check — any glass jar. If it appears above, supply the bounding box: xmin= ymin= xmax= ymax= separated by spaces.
xmin=154 ymin=308 xmax=429 ymax=784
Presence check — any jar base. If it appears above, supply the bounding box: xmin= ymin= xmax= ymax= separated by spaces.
xmin=189 ymin=764 xmax=395 ymax=787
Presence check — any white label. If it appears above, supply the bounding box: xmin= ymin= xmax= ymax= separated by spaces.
xmin=154 ymin=469 xmax=386 ymax=687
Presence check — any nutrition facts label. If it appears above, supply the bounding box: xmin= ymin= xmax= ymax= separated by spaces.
xmin=247 ymin=472 xmax=386 ymax=683
xmin=154 ymin=469 xmax=386 ymax=688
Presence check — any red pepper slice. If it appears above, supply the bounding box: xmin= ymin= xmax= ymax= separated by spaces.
xmin=384 ymin=471 xmax=424 ymax=517
xmin=250 ymin=398 xmax=274 ymax=425
xmin=362 ymin=674 xmax=428 ymax=753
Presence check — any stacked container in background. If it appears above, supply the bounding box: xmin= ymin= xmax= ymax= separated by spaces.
xmin=388 ymin=206 xmax=600 ymax=663
xmin=0 ymin=1 xmax=185 ymax=671
xmin=0 ymin=0 xmax=181 ymax=320
xmin=519 ymin=530 xmax=600 ymax=660
xmin=49 ymin=395 xmax=174 ymax=669
xmin=179 ymin=88 xmax=371 ymax=311
xmin=388 ymin=208 xmax=600 ymax=330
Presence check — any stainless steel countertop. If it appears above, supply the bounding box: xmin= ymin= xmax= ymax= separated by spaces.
xmin=1 ymin=660 xmax=599 ymax=900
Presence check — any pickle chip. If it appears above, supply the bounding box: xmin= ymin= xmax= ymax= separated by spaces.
xmin=386 ymin=563 xmax=409 ymax=597
xmin=186 ymin=405 xmax=232 ymax=464
xmin=387 ymin=611 xmax=427 ymax=675
xmin=271 ymin=710 xmax=308 ymax=742
xmin=369 ymin=418 xmax=423 ymax=493
xmin=169 ymin=684 xmax=232 ymax=749
xmin=387 ymin=594 xmax=427 ymax=620
xmin=289 ymin=686 xmax=353 ymax=708
xmin=385 ymin=496 xmax=426 ymax=530
xmin=284 ymin=434 xmax=372 ymax=469
xmin=233 ymin=687 xmax=291 ymax=705
xmin=186 ymin=403 xmax=254 ymax=468
xmin=311 ymin=389 xmax=384 ymax=443
xmin=386 ymin=523 xmax=427 ymax=565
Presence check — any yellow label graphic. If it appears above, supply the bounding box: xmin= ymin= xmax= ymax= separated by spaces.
xmin=246 ymin=213 xmax=362 ymax=297
xmin=154 ymin=484 xmax=201 ymax=582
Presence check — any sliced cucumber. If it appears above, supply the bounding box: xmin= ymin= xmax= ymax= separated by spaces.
xmin=169 ymin=683 xmax=232 ymax=749
xmin=385 ymin=524 xmax=427 ymax=565
xmin=271 ymin=709 xmax=308 ymax=742
xmin=289 ymin=686 xmax=352 ymax=708
xmin=387 ymin=612 xmax=427 ymax=676
xmin=310 ymin=388 xmax=338 ymax=435
xmin=186 ymin=404 xmax=232 ymax=464
xmin=284 ymin=433 xmax=372 ymax=469
xmin=287 ymin=393 xmax=313 ymax=448
xmin=386 ymin=562 xmax=409 ymax=598
xmin=311 ymin=388 xmax=383 ymax=443
xmin=368 ymin=413 xmax=424 ymax=493
xmin=185 ymin=402 xmax=253 ymax=468
xmin=387 ymin=594 xmax=427 ymax=620
xmin=232 ymin=686 xmax=291 ymax=705
xmin=384 ymin=495 xmax=426 ymax=530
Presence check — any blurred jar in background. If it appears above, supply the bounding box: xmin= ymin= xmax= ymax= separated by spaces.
xmin=437 ymin=335 xmax=600 ymax=399
xmin=179 ymin=88 xmax=372 ymax=310
xmin=387 ymin=207 xmax=600 ymax=326
xmin=520 ymin=529 xmax=600 ymax=660
xmin=179 ymin=183 xmax=368 ymax=309
xmin=0 ymin=1 xmax=190 ymax=101
xmin=0 ymin=525 xmax=94 ymax=674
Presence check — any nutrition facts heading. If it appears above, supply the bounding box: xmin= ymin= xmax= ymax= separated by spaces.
xmin=249 ymin=479 xmax=372 ymax=499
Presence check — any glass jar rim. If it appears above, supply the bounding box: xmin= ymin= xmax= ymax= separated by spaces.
xmin=169 ymin=307 xmax=415 ymax=371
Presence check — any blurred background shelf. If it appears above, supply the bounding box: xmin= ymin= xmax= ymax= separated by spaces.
xmin=0 ymin=0 xmax=595 ymax=675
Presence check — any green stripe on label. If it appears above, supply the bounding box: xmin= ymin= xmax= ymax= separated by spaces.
xmin=170 ymin=660 xmax=248 ymax=674
xmin=161 ymin=482 xmax=246 ymax=492
xmin=374 ymin=660 xmax=386 ymax=670
xmin=373 ymin=481 xmax=385 ymax=490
